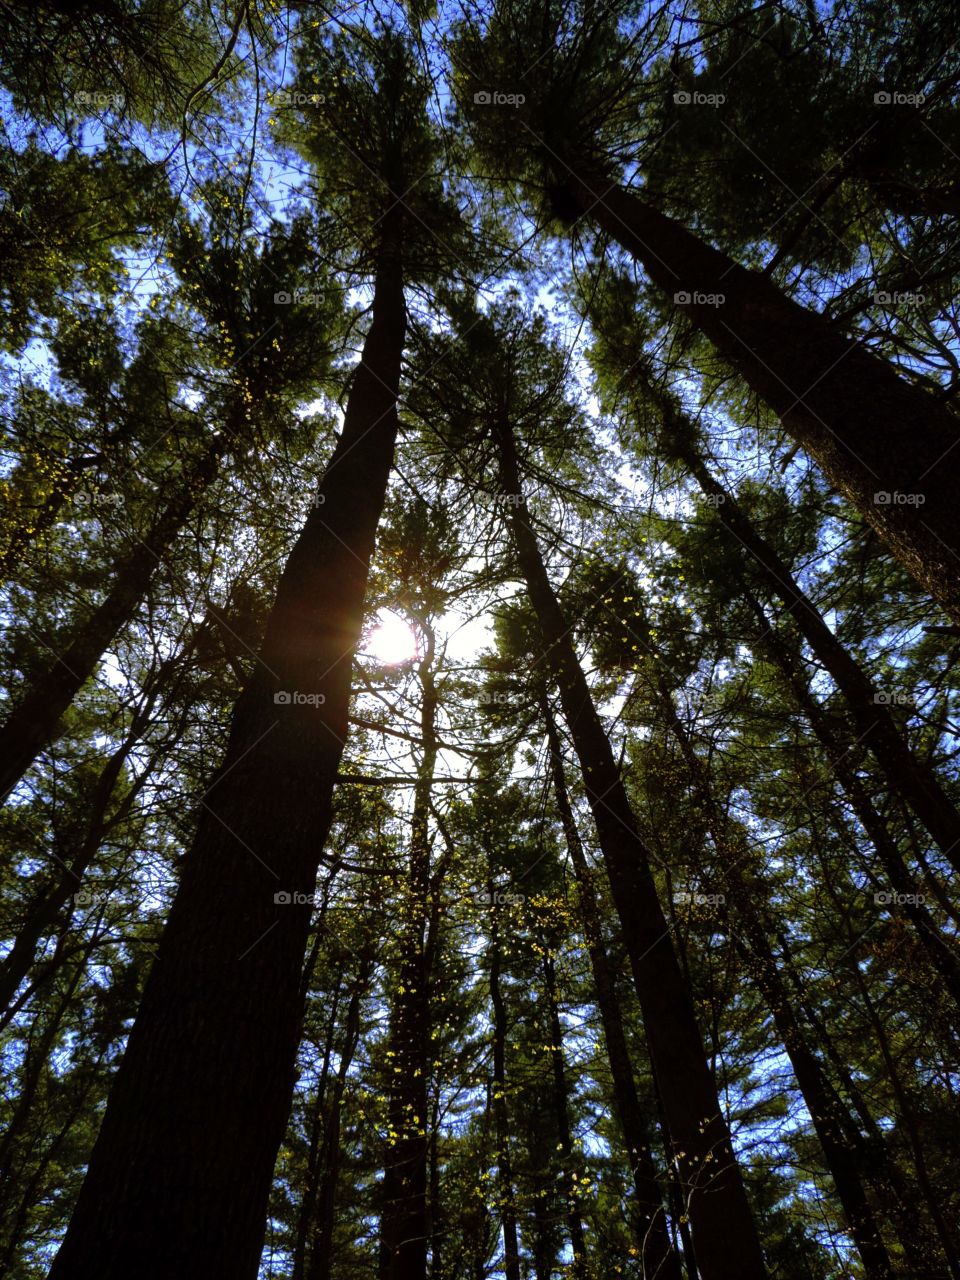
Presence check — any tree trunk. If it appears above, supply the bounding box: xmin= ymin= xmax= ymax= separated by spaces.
xmin=677 ymin=430 xmax=960 ymax=874
xmin=659 ymin=691 xmax=895 ymax=1280
xmin=47 ymin=226 xmax=406 ymax=1280
xmin=379 ymin=627 xmax=438 ymax=1280
xmin=541 ymin=695 xmax=683 ymax=1280
xmin=494 ymin=414 xmax=768 ymax=1280
xmin=488 ymin=905 xmax=522 ymax=1280
xmin=306 ymin=947 xmax=374 ymax=1280
xmin=291 ymin=977 xmax=342 ymax=1280
xmin=561 ymin=167 xmax=960 ymax=622
xmin=541 ymin=951 xmax=588 ymax=1278
xmin=0 ymin=434 xmax=228 ymax=806
xmin=740 ymin=586 xmax=960 ymax=1017
xmin=0 ymin=650 xmax=179 ymax=1014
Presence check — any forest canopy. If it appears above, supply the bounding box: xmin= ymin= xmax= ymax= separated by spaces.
xmin=1 ymin=1 xmax=959 ymax=1278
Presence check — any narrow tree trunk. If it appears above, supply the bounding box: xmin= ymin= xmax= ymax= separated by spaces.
xmin=489 ymin=906 xmax=522 ymax=1280
xmin=0 ymin=434 xmax=228 ymax=805
xmin=0 ymin=947 xmax=87 ymax=1219
xmin=677 ymin=429 xmax=960 ymax=874
xmin=561 ymin=166 xmax=960 ymax=621
xmin=494 ymin=415 xmax=768 ymax=1280
xmin=0 ymin=650 xmax=179 ymax=1013
xmin=0 ymin=447 xmax=94 ymax=582
xmin=291 ymin=978 xmax=343 ymax=1280
xmin=380 ymin=628 xmax=438 ymax=1280
xmin=659 ymin=691 xmax=894 ymax=1280
xmin=541 ymin=695 xmax=683 ymax=1280
xmin=48 ymin=226 xmax=406 ymax=1280
xmin=306 ymin=948 xmax=374 ymax=1280
xmin=740 ymin=586 xmax=960 ymax=1016
xmin=541 ymin=951 xmax=589 ymax=1278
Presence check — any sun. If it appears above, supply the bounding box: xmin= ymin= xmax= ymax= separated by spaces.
xmin=365 ymin=609 xmax=418 ymax=665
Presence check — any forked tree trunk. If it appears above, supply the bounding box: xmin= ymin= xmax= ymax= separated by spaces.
xmin=560 ymin=166 xmax=960 ymax=622
xmin=48 ymin=225 xmax=406 ymax=1280
xmin=494 ymin=415 xmax=768 ymax=1280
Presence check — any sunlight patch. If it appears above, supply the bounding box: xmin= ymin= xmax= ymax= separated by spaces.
xmin=364 ymin=610 xmax=418 ymax=665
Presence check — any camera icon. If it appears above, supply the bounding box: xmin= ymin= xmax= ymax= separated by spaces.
xmin=874 ymin=91 xmax=891 ymax=105
xmin=473 ymin=90 xmax=491 ymax=105
xmin=274 ymin=891 xmax=292 ymax=904
xmin=74 ymin=889 xmax=93 ymax=905
xmin=274 ymin=291 xmax=292 ymax=304
xmin=673 ymin=91 xmax=691 ymax=105
xmin=673 ymin=291 xmax=691 ymax=305
xmin=873 ymin=491 xmax=891 ymax=504
xmin=274 ymin=690 xmax=292 ymax=704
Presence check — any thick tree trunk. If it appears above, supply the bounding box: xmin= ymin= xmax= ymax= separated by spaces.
xmin=561 ymin=167 xmax=960 ymax=622
xmin=379 ymin=632 xmax=437 ymax=1280
xmin=494 ymin=416 xmax=768 ymax=1280
xmin=541 ymin=696 xmax=683 ymax=1280
xmin=47 ymin=229 xmax=406 ymax=1280
xmin=0 ymin=435 xmax=227 ymax=806
xmin=677 ymin=432 xmax=960 ymax=874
